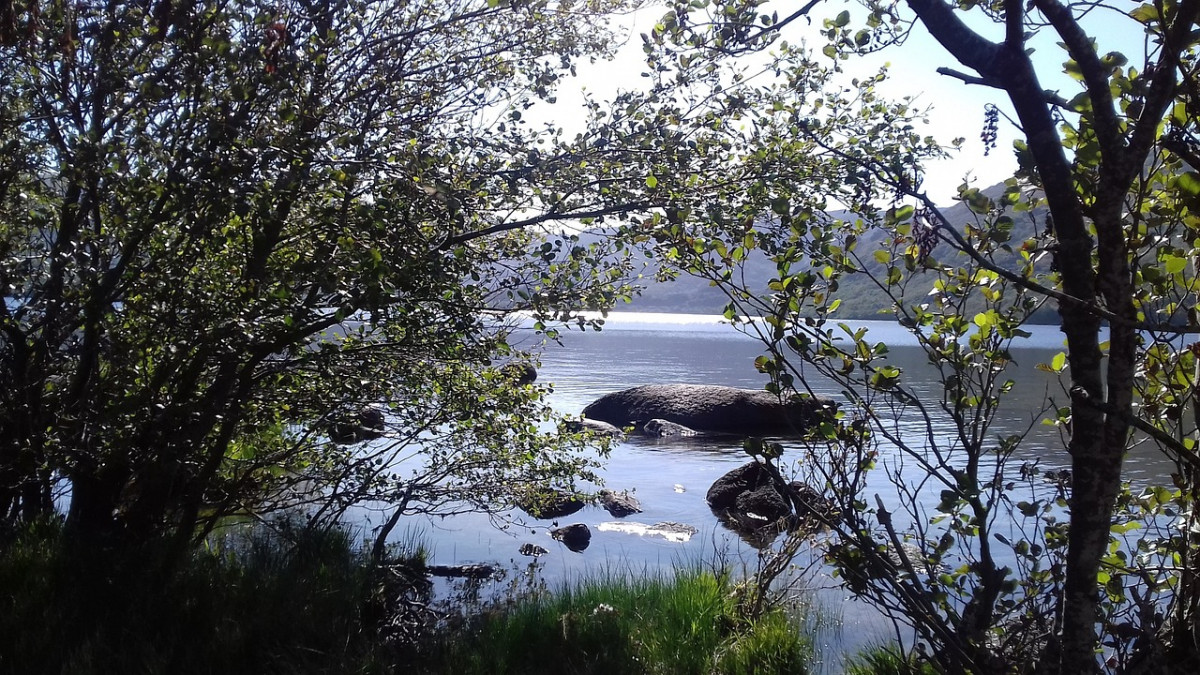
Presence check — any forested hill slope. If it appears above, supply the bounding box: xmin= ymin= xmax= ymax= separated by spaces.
xmin=602 ymin=182 xmax=1059 ymax=323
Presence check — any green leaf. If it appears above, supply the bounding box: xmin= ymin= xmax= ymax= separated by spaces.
xmin=1129 ymin=4 xmax=1158 ymax=23
xmin=1177 ymin=172 xmax=1200 ymax=197
xmin=1164 ymin=254 xmax=1188 ymax=274
xmin=1050 ymin=352 xmax=1067 ymax=372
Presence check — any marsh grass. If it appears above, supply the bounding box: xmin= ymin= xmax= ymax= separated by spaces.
xmin=428 ymin=567 xmax=814 ymax=674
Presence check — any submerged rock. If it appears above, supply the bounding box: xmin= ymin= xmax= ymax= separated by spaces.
xmin=598 ymin=489 xmax=643 ymax=517
xmin=426 ymin=563 xmax=498 ymax=579
xmin=596 ymin=521 xmax=697 ymax=543
xmin=583 ymin=384 xmax=834 ymax=437
xmin=550 ymin=523 xmax=591 ymax=552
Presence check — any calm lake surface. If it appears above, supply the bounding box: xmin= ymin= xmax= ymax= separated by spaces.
xmin=370 ymin=312 xmax=1174 ymax=660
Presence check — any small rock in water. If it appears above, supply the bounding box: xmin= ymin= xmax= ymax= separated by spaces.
xmin=519 ymin=542 xmax=549 ymax=557
xmin=517 ymin=487 xmax=586 ymax=520
xmin=643 ymin=418 xmax=698 ymax=437
xmin=569 ymin=418 xmax=626 ymax=438
xmin=598 ymin=489 xmax=643 ymax=517
xmin=550 ymin=523 xmax=591 ymax=552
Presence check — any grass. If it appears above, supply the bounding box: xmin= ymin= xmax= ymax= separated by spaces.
xmin=845 ymin=646 xmax=940 ymax=675
xmin=0 ymin=519 xmax=398 ymax=675
xmin=427 ymin=568 xmax=813 ymax=675
xmin=0 ymin=518 xmax=915 ymax=675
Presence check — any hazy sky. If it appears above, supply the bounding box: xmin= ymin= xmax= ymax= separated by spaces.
xmin=544 ymin=1 xmax=1147 ymax=204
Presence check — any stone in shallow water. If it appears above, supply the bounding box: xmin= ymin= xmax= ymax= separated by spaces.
xmin=517 ymin=488 xmax=585 ymax=520
xmin=326 ymin=405 xmax=387 ymax=444
xmin=598 ymin=489 xmax=643 ymax=517
xmin=550 ymin=523 xmax=591 ymax=552
xmin=706 ymin=461 xmax=777 ymax=511
xmin=567 ymin=418 xmax=625 ymax=438
xmin=519 ymin=542 xmax=548 ymax=557
xmin=642 ymin=418 xmax=699 ymax=437
xmin=425 ymin=563 xmax=498 ymax=579
xmin=596 ymin=521 xmax=698 ymax=543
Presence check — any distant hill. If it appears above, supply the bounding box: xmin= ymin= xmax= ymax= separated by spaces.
xmin=601 ymin=183 xmax=1059 ymax=324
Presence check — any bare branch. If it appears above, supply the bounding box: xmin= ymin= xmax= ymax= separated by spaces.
xmin=439 ymin=200 xmax=657 ymax=248
xmin=937 ymin=66 xmax=1070 ymax=107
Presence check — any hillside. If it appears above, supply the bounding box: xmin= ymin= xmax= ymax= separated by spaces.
xmin=608 ymin=183 xmax=1059 ymax=323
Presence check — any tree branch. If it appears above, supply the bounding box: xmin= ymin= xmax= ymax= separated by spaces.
xmin=1124 ymin=0 xmax=1200 ymax=187
xmin=1004 ymin=0 xmax=1023 ymax=49
xmin=1071 ymin=385 xmax=1200 ymax=474
xmin=906 ymin=0 xmax=1002 ymax=75
xmin=439 ymin=200 xmax=656 ymax=249
xmin=1032 ymin=0 xmax=1123 ymax=155
xmin=937 ymin=67 xmax=1070 ymax=107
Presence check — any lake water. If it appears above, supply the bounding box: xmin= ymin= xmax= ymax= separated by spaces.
xmin=370 ymin=312 xmax=1175 ymax=662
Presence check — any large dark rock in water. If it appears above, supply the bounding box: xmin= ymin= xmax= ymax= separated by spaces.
xmin=502 ymin=362 xmax=538 ymax=385
xmin=707 ymin=461 xmax=787 ymax=522
xmin=550 ymin=524 xmax=591 ymax=552
xmin=582 ymin=384 xmax=833 ymax=437
xmin=708 ymin=462 xmax=837 ymax=535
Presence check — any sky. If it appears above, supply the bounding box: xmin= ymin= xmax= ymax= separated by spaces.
xmin=541 ymin=1 xmax=1149 ymax=204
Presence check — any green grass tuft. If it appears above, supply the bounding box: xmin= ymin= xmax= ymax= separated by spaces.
xmin=845 ymin=645 xmax=938 ymax=675
xmin=429 ymin=568 xmax=813 ymax=674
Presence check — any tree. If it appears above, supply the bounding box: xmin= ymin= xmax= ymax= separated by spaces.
xmin=0 ymin=0 xmax=676 ymax=573
xmin=626 ymin=0 xmax=1200 ymax=672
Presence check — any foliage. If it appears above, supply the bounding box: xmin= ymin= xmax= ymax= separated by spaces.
xmin=0 ymin=0 xmax=673 ymax=570
xmin=624 ymin=0 xmax=1200 ymax=673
